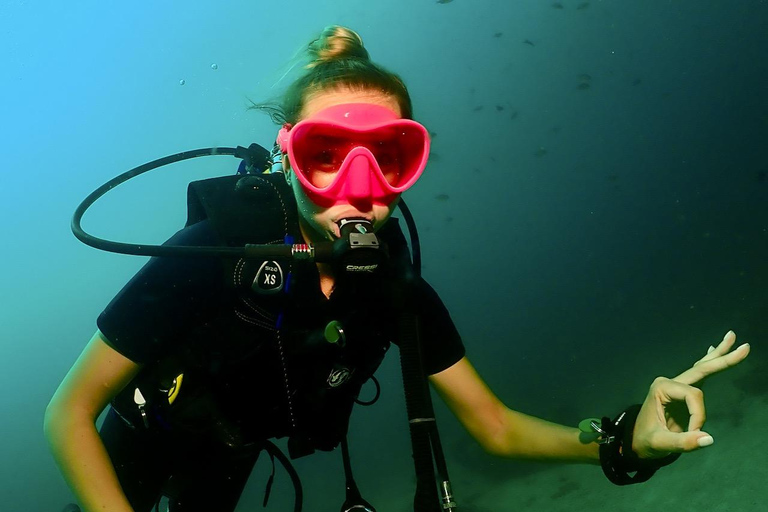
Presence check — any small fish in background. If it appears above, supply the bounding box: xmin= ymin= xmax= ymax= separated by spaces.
xmin=756 ymin=170 xmax=767 ymax=183
xmin=496 ymin=105 xmax=505 ymax=111
xmin=576 ymin=74 xmax=592 ymax=90
xmin=445 ymin=216 xmax=454 ymax=223
xmin=551 ymin=126 xmax=561 ymax=133
xmin=552 ymin=2 xmax=564 ymax=9
xmin=436 ymin=0 xmax=454 ymax=3
xmin=523 ymin=39 xmax=536 ymax=46
xmin=535 ymin=147 xmax=548 ymax=157
xmin=429 ymin=131 xmax=438 ymax=138
xmin=509 ymin=110 xmax=519 ymax=120
xmin=429 ymin=152 xmax=441 ymax=162
xmin=577 ymin=2 xmax=590 ymax=9
xmin=435 ymin=194 xmax=450 ymax=201
xmin=632 ymin=78 xmax=643 ymax=86
xmin=494 ymin=32 xmax=503 ymax=38
xmin=473 ymin=106 xmax=484 ymax=112
xmin=606 ymin=174 xmax=619 ymax=182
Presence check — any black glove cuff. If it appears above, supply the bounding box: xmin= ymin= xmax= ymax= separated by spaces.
xmin=598 ymin=404 xmax=681 ymax=486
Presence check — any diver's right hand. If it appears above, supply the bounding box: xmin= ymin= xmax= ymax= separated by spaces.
xmin=631 ymin=330 xmax=750 ymax=459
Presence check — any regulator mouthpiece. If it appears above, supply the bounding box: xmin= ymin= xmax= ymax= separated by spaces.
xmin=332 ymin=218 xmax=387 ymax=275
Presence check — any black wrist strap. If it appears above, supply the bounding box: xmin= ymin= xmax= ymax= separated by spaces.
xmin=599 ymin=404 xmax=681 ymax=486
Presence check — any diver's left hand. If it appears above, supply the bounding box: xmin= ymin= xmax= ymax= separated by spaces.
xmin=631 ymin=330 xmax=750 ymax=459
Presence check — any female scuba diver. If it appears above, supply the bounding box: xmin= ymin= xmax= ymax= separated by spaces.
xmin=44 ymin=25 xmax=751 ymax=512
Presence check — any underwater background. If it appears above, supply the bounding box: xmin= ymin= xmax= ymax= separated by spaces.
xmin=1 ymin=0 xmax=766 ymax=510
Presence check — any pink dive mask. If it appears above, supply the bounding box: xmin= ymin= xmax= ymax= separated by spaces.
xmin=277 ymin=103 xmax=431 ymax=207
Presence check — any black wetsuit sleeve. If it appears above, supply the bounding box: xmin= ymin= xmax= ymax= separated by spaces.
xmin=96 ymin=220 xmax=224 ymax=364
xmin=414 ymin=277 xmax=466 ymax=375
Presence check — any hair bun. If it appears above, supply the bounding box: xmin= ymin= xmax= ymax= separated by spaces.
xmin=307 ymin=25 xmax=370 ymax=68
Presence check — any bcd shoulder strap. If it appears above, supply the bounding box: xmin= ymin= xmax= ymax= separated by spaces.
xmin=185 ymin=173 xmax=299 ymax=247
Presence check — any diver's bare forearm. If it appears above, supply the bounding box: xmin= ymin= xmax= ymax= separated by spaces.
xmin=44 ymin=409 xmax=134 ymax=512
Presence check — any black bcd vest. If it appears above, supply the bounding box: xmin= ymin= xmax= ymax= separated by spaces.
xmin=113 ymin=173 xmax=414 ymax=459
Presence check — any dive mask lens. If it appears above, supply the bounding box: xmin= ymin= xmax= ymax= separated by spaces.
xmin=291 ymin=122 xmax=429 ymax=191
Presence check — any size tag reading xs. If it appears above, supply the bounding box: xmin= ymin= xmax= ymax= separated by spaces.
xmin=252 ymin=260 xmax=284 ymax=294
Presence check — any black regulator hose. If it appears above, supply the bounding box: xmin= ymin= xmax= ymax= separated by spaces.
xmin=71 ymin=147 xmax=251 ymax=257
xmin=394 ymin=198 xmax=421 ymax=276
